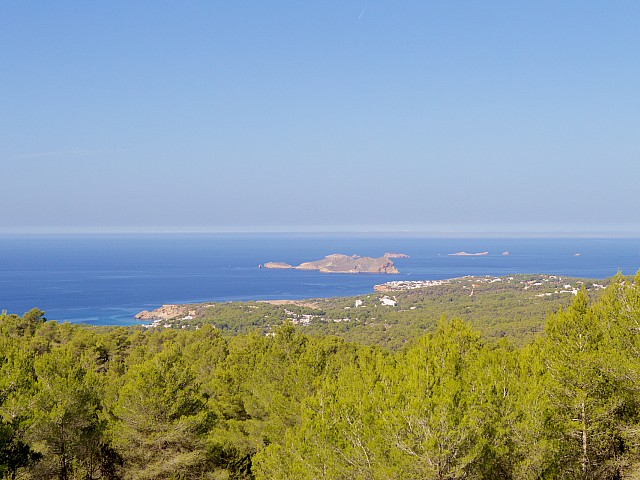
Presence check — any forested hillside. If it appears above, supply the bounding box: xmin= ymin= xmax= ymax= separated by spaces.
xmin=2 ymin=273 xmax=640 ymax=479
xmin=144 ymin=274 xmax=607 ymax=348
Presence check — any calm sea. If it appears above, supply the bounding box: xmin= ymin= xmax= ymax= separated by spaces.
xmin=1 ymin=234 xmax=639 ymax=326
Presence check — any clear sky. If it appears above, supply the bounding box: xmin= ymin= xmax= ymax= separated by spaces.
xmin=2 ymin=1 xmax=639 ymax=235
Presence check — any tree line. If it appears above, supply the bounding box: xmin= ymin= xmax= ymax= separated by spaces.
xmin=2 ymin=273 xmax=640 ymax=479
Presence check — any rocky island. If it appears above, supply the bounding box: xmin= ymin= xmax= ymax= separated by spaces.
xmin=264 ymin=253 xmax=400 ymax=274
xmin=384 ymin=252 xmax=410 ymax=259
xmin=448 ymin=251 xmax=489 ymax=256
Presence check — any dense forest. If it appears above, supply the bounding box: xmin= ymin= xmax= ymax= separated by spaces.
xmin=2 ymin=273 xmax=640 ymax=479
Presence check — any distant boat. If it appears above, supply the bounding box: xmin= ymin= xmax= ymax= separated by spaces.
xmin=448 ymin=251 xmax=489 ymax=257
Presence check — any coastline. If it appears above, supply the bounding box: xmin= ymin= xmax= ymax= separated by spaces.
xmin=3 ymin=235 xmax=638 ymax=326
xmin=132 ymin=272 xmax=610 ymax=325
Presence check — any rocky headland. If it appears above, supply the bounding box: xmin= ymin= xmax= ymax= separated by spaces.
xmin=134 ymin=304 xmax=188 ymax=320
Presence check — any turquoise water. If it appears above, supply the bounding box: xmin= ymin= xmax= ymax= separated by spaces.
xmin=0 ymin=234 xmax=638 ymax=326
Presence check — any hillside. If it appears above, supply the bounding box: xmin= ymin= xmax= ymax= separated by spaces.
xmin=136 ymin=273 xmax=608 ymax=348
xmin=3 ymin=274 xmax=639 ymax=479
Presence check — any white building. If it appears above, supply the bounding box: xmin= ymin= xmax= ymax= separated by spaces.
xmin=380 ymin=296 xmax=397 ymax=307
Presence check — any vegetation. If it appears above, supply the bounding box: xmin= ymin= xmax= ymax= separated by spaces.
xmin=152 ymin=274 xmax=608 ymax=348
xmin=2 ymin=273 xmax=640 ymax=478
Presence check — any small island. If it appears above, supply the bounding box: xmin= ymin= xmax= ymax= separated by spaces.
xmin=448 ymin=251 xmax=489 ymax=257
xmin=264 ymin=253 xmax=400 ymax=274
xmin=384 ymin=252 xmax=410 ymax=259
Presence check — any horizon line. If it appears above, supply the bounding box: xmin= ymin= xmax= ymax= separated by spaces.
xmin=1 ymin=225 xmax=640 ymax=238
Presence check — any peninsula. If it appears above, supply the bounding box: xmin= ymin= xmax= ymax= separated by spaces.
xmin=264 ymin=253 xmax=400 ymax=274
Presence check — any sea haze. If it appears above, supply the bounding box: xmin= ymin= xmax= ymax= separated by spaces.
xmin=0 ymin=234 xmax=639 ymax=326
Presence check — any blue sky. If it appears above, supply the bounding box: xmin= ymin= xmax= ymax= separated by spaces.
xmin=2 ymin=1 xmax=639 ymax=234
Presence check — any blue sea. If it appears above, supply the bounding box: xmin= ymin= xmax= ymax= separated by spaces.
xmin=1 ymin=234 xmax=639 ymax=326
